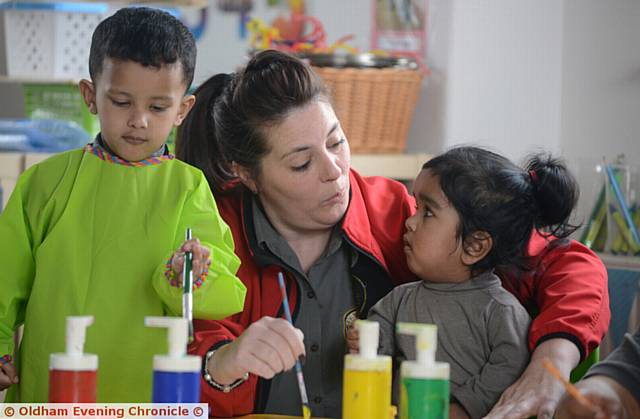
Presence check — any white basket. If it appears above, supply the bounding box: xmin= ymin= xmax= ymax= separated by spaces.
xmin=1 ymin=4 xmax=109 ymax=80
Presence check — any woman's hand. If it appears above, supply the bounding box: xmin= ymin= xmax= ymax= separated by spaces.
xmin=556 ymin=375 xmax=640 ymax=419
xmin=206 ymin=316 xmax=306 ymax=385
xmin=0 ymin=359 xmax=19 ymax=390
xmin=483 ymin=338 xmax=580 ymax=419
xmin=171 ymin=238 xmax=211 ymax=279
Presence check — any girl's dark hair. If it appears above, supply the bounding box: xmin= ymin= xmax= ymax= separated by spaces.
xmin=423 ymin=146 xmax=580 ymax=272
xmin=176 ymin=50 xmax=328 ymax=194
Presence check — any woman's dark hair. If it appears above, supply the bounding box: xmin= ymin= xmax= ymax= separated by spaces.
xmin=423 ymin=146 xmax=580 ymax=273
xmin=89 ymin=7 xmax=196 ymax=89
xmin=176 ymin=49 xmax=328 ymax=194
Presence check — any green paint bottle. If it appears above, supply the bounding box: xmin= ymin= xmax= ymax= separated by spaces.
xmin=397 ymin=323 xmax=450 ymax=419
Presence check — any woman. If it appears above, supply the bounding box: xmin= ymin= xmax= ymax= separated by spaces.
xmin=556 ymin=327 xmax=640 ymax=419
xmin=176 ymin=50 xmax=609 ymax=419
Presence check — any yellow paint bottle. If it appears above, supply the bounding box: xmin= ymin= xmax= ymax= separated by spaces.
xmin=342 ymin=320 xmax=393 ymax=419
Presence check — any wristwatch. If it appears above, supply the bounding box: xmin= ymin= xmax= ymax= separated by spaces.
xmin=203 ymin=348 xmax=249 ymax=393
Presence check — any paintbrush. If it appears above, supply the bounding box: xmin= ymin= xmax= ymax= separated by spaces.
xmin=277 ymin=272 xmax=311 ymax=419
xmin=182 ymin=228 xmax=194 ymax=343
xmin=542 ymin=357 xmax=597 ymax=412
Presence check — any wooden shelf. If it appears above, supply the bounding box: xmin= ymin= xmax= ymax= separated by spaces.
xmin=0 ymin=152 xmax=24 ymax=177
xmin=15 ymin=152 xmax=432 ymax=180
xmin=597 ymin=252 xmax=640 ymax=271
xmin=350 ymin=153 xmax=431 ymax=180
xmin=0 ymin=151 xmax=430 ymax=209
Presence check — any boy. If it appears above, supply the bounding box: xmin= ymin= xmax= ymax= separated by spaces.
xmin=0 ymin=7 xmax=246 ymax=402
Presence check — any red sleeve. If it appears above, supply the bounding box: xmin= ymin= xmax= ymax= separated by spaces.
xmin=501 ymin=232 xmax=610 ymax=360
xmin=189 ymin=261 xmax=294 ymax=417
xmin=189 ymin=317 xmax=257 ymax=417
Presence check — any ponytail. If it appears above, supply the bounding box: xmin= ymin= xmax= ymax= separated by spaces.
xmin=525 ymin=153 xmax=580 ymax=239
xmin=423 ymin=146 xmax=580 ymax=273
xmin=176 ymin=50 xmax=328 ymax=195
xmin=176 ymin=73 xmax=235 ymax=194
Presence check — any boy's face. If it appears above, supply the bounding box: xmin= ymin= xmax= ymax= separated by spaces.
xmin=79 ymin=58 xmax=195 ymax=162
xmin=404 ymin=169 xmax=470 ymax=283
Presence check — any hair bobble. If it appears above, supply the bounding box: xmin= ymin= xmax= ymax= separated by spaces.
xmin=529 ymin=169 xmax=539 ymax=185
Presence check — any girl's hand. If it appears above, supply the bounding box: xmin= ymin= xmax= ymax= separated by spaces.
xmin=207 ymin=316 xmax=306 ymax=384
xmin=170 ymin=238 xmax=211 ymax=279
xmin=0 ymin=359 xmax=19 ymax=390
xmin=346 ymin=324 xmax=359 ymax=353
xmin=449 ymin=403 xmax=471 ymax=419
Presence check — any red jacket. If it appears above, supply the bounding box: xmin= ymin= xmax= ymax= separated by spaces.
xmin=190 ymin=170 xmax=610 ymax=417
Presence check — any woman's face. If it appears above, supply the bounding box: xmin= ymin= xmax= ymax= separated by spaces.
xmin=247 ymin=100 xmax=351 ymax=236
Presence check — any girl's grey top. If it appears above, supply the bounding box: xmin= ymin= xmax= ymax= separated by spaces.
xmin=369 ymin=270 xmax=531 ymax=419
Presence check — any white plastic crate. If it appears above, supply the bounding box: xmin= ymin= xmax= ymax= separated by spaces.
xmin=1 ymin=2 xmax=109 ymax=80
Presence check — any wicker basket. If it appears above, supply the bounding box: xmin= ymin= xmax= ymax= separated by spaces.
xmin=313 ymin=66 xmax=423 ymax=153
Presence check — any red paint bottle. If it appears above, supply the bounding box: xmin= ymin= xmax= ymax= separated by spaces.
xmin=49 ymin=316 xmax=98 ymax=403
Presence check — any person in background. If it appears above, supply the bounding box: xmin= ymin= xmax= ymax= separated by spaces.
xmin=555 ymin=328 xmax=640 ymax=419
xmin=0 ymin=7 xmax=246 ymax=401
xmin=354 ymin=147 xmax=580 ymax=418
xmin=176 ymin=49 xmax=609 ymax=419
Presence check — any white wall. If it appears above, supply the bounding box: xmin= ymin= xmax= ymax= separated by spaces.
xmin=559 ymin=0 xmax=640 ymax=222
xmin=434 ymin=0 xmax=565 ymax=161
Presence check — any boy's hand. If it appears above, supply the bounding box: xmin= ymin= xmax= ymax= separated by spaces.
xmin=0 ymin=359 xmax=19 ymax=390
xmin=170 ymin=238 xmax=211 ymax=279
xmin=346 ymin=324 xmax=359 ymax=353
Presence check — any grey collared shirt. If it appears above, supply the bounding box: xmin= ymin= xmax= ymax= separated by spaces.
xmin=251 ymin=197 xmax=356 ymax=419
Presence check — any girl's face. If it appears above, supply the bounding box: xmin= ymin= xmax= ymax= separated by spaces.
xmin=242 ymin=100 xmax=351 ymax=236
xmin=404 ymin=169 xmax=470 ymax=282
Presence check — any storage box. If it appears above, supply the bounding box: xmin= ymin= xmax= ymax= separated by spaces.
xmin=1 ymin=2 xmax=108 ymax=80
xmin=22 ymin=83 xmax=99 ymax=137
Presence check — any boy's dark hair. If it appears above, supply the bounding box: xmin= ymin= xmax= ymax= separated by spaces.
xmin=423 ymin=146 xmax=580 ymax=273
xmin=176 ymin=49 xmax=328 ymax=194
xmin=89 ymin=7 xmax=196 ymax=89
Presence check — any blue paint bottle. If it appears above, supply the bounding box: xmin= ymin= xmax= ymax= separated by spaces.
xmin=145 ymin=316 xmax=201 ymax=403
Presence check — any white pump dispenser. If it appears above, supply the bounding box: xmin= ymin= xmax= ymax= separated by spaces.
xmin=50 ymin=316 xmax=98 ymax=371
xmin=358 ymin=319 xmax=380 ymax=359
xmin=144 ymin=316 xmax=200 ymax=372
xmin=342 ymin=319 xmax=394 ymax=419
xmin=396 ymin=322 xmax=449 ymax=379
